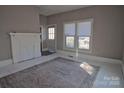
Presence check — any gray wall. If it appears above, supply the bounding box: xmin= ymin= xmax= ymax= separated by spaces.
xmin=40 ymin=15 xmax=47 ymax=25
xmin=0 ymin=5 xmax=123 ymax=61
xmin=0 ymin=5 xmax=40 ymax=61
xmin=47 ymin=6 xmax=124 ymax=59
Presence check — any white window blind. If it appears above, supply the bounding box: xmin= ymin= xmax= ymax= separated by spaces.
xmin=77 ymin=21 xmax=91 ymax=36
xmin=64 ymin=23 xmax=75 ymax=35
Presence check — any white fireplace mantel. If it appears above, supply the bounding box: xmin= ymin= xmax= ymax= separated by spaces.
xmin=10 ymin=32 xmax=42 ymax=63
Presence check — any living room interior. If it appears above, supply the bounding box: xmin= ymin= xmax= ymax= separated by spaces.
xmin=0 ymin=5 xmax=124 ymax=88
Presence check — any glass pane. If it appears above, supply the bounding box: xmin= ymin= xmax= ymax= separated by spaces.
xmin=51 ymin=28 xmax=54 ymax=33
xmin=66 ymin=36 xmax=74 ymax=48
xmin=48 ymin=28 xmax=51 ymax=33
xmin=52 ymin=28 xmax=55 ymax=34
xmin=48 ymin=28 xmax=54 ymax=33
xmin=78 ymin=37 xmax=90 ymax=49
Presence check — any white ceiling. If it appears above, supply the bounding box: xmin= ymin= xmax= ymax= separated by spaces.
xmin=37 ymin=5 xmax=91 ymax=16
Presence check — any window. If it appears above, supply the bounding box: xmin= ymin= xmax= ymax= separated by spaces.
xmin=66 ymin=36 xmax=74 ymax=48
xmin=64 ymin=23 xmax=75 ymax=48
xmin=48 ymin=27 xmax=55 ymax=40
xmin=77 ymin=21 xmax=91 ymax=50
xmin=78 ymin=37 xmax=90 ymax=49
xmin=64 ymin=19 xmax=92 ymax=52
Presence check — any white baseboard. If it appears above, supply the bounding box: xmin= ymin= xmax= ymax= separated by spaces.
xmin=0 ymin=59 xmax=13 ymax=68
xmin=57 ymin=50 xmax=122 ymax=64
xmin=0 ymin=50 xmax=122 ymax=71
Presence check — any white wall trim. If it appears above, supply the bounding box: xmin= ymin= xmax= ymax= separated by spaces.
xmin=0 ymin=59 xmax=13 ymax=68
xmin=57 ymin=50 xmax=122 ymax=64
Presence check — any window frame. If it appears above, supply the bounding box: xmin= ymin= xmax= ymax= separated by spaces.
xmin=63 ymin=18 xmax=93 ymax=53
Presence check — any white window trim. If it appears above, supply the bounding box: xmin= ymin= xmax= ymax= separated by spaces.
xmin=63 ymin=18 xmax=93 ymax=54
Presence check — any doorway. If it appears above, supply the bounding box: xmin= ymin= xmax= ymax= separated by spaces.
xmin=47 ymin=24 xmax=57 ymax=52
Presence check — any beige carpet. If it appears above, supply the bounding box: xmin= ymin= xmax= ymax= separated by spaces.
xmin=0 ymin=57 xmax=99 ymax=88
